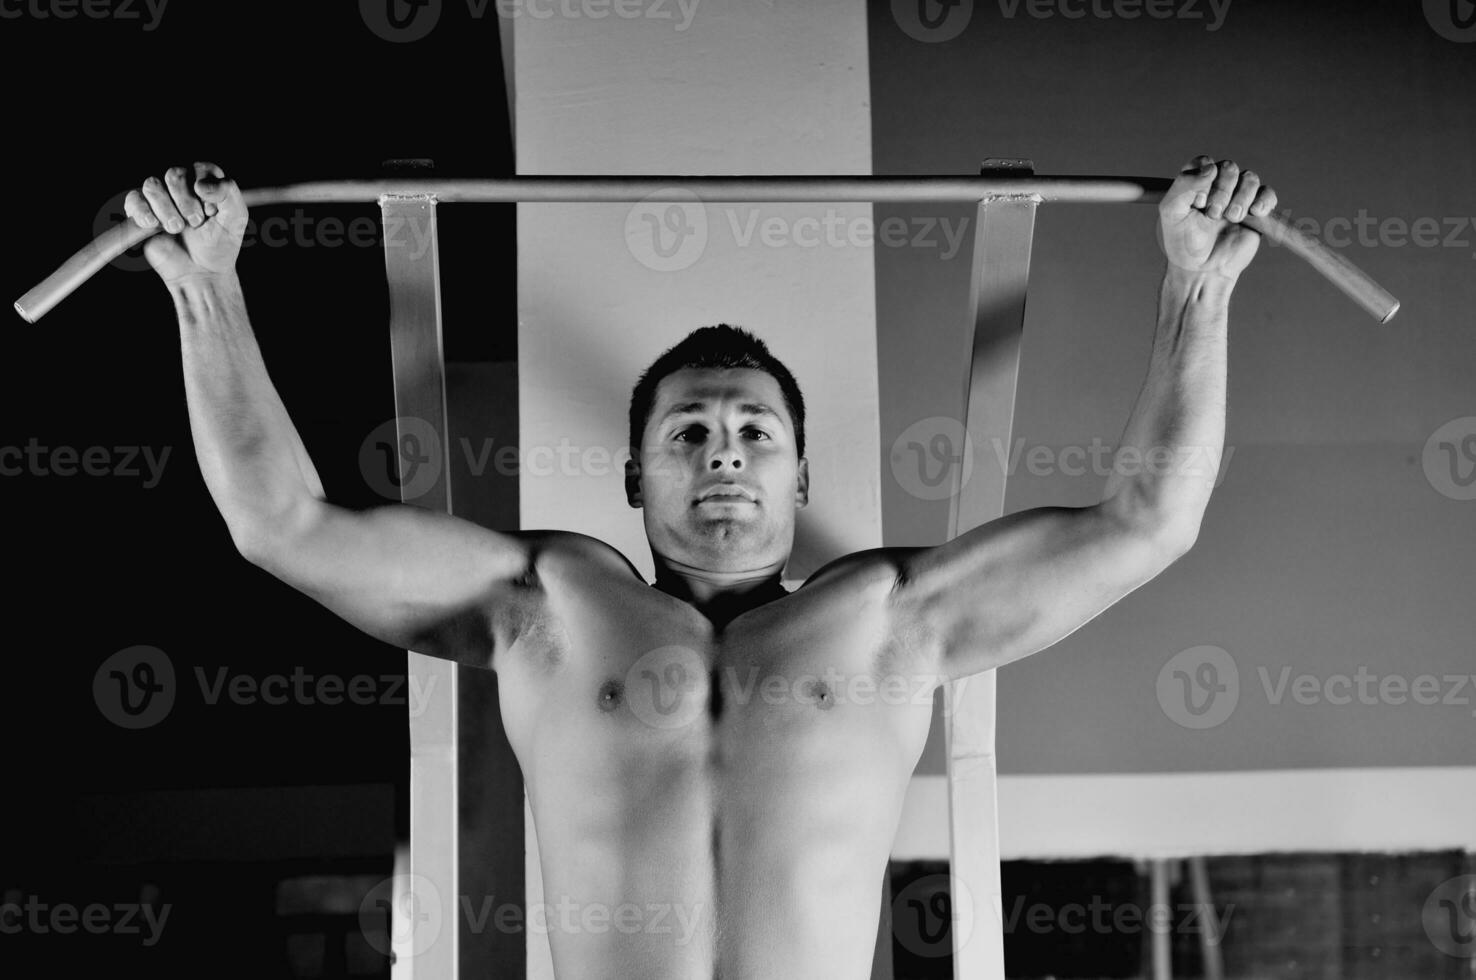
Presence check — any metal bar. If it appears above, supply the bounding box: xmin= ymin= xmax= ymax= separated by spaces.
xmin=381 ymin=193 xmax=458 ymax=979
xmin=1187 ymin=855 xmax=1224 ymax=980
xmin=15 ymin=174 xmax=1399 ymax=324
xmin=1149 ymin=859 xmax=1173 ymax=980
xmin=942 ymin=159 xmax=1040 ymax=980
xmin=257 ymin=174 xmax=1173 ymax=205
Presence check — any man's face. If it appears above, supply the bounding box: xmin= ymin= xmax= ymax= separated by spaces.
xmin=627 ymin=367 xmax=809 ymax=572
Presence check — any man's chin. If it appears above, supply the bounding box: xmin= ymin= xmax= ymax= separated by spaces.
xmin=690 ymin=514 xmax=755 ymax=537
xmin=684 ymin=514 xmax=767 ymax=551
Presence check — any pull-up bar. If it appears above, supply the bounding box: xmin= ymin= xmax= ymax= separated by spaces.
xmin=13 ymin=174 xmax=1400 ymax=324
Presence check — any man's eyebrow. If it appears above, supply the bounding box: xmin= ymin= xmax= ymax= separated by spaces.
xmin=660 ymin=402 xmax=784 ymax=424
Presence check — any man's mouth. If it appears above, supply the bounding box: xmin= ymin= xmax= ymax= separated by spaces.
xmin=697 ymin=484 xmax=756 ymax=503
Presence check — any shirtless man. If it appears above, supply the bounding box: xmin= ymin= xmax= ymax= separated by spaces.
xmin=125 ymin=154 xmax=1275 ymax=979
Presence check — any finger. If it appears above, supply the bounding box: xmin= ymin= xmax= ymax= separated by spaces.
xmin=123 ymin=188 xmax=159 ymax=230
xmin=194 ymin=161 xmax=222 ymax=218
xmin=1249 ymin=185 xmax=1278 ymax=217
xmin=1224 ymin=169 xmax=1260 ymax=222
xmin=1162 ymin=155 xmax=1217 ymax=220
xmin=164 ymin=166 xmax=206 ymax=229
xmin=193 ymin=161 xmax=225 ymax=218
xmin=141 ymin=176 xmax=186 ymax=235
xmin=1204 ymin=159 xmax=1240 ymax=220
xmin=193 ymin=161 xmax=243 ymax=223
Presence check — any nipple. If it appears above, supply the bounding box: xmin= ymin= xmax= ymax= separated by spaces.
xmin=803 ymin=678 xmax=836 ymax=711
xmin=597 ymin=678 xmax=624 ymax=712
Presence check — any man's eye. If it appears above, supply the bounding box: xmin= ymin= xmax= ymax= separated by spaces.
xmin=673 ymin=425 xmax=769 ymax=442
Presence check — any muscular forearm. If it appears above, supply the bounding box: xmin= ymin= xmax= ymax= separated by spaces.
xmin=172 ymin=272 xmax=325 ymax=549
xmin=1101 ymin=267 xmax=1233 ymax=542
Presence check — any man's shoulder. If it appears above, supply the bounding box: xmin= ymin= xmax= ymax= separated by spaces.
xmin=513 ymin=533 xmax=924 ymax=594
xmin=512 ymin=529 xmax=648 ymax=585
xmin=795 ymin=546 xmax=922 ymax=594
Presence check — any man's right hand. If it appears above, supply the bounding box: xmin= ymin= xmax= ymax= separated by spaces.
xmin=124 ymin=162 xmax=247 ymax=285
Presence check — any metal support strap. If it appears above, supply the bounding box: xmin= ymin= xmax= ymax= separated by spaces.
xmin=943 ymin=159 xmax=1039 ymax=980
xmin=382 ymin=193 xmax=458 ymax=979
xmin=385 ymin=190 xmax=525 ymax=980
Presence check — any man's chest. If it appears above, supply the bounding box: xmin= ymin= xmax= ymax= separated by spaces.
xmin=492 ymin=552 xmax=942 ymax=770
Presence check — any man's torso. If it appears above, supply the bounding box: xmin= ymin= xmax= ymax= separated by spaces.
xmin=487 ymin=533 xmax=942 ymax=979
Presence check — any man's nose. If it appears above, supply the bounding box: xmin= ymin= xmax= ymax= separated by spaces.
xmin=707 ymin=435 xmax=745 ymax=470
xmin=708 ymin=451 xmax=744 ymax=470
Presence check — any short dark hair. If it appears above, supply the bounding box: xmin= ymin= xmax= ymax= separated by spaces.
xmin=628 ymin=324 xmax=806 ymax=460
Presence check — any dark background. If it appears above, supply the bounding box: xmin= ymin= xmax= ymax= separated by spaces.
xmin=2 ymin=2 xmax=1473 ymax=978
xmin=1 ymin=3 xmax=517 ymax=974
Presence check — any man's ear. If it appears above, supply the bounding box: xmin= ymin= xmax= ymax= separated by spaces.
xmin=624 ymin=456 xmax=643 ymax=508
xmin=795 ymin=457 xmax=810 ymax=509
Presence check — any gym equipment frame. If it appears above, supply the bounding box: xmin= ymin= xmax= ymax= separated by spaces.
xmin=17 ymin=165 xmax=1400 ymax=980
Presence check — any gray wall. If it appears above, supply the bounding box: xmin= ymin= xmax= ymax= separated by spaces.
xmin=872 ymin=0 xmax=1476 ymax=774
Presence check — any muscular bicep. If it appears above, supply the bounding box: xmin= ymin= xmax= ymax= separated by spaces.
xmin=246 ymin=498 xmax=540 ymax=667
xmin=891 ymin=504 xmax=1189 ymax=682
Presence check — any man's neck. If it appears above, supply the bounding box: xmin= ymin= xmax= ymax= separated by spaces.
xmin=651 ymin=554 xmax=789 ymax=629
